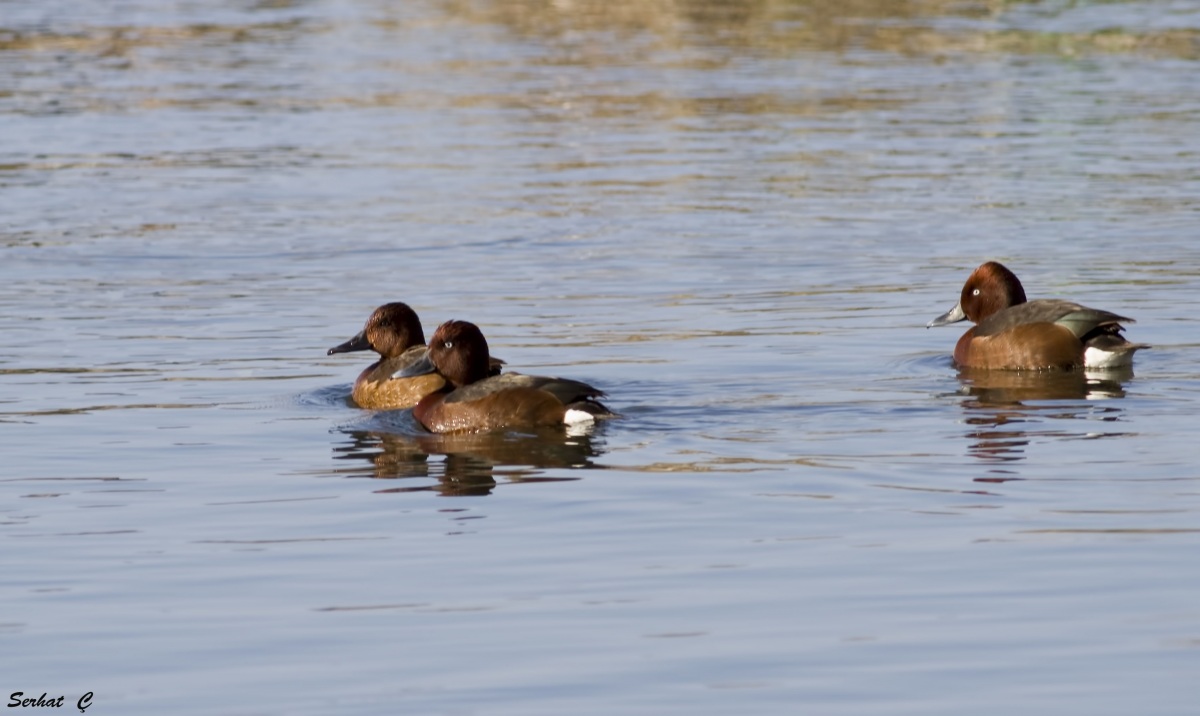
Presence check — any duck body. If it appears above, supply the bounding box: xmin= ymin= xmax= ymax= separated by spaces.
xmin=928 ymin=262 xmax=1147 ymax=371
xmin=329 ymin=303 xmax=501 ymax=410
xmin=407 ymin=320 xmax=613 ymax=434
xmin=346 ymin=345 xmax=449 ymax=410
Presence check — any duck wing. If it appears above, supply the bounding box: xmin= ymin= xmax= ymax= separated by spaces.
xmin=391 ymin=347 xmax=505 ymax=379
xmin=976 ymin=299 xmax=1133 ymax=339
xmin=445 ymin=372 xmax=605 ymax=406
xmin=375 ymin=345 xmax=434 ymax=376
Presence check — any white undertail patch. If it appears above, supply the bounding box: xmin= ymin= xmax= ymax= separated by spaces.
xmin=1083 ymin=346 xmax=1134 ymax=369
xmin=564 ymin=409 xmax=597 ymax=426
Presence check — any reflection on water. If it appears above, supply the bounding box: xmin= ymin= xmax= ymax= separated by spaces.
xmin=330 ymin=416 xmax=608 ymax=496
xmin=953 ymin=367 xmax=1136 ymax=467
xmin=957 ymin=366 xmax=1133 ymax=405
xmin=4 ymin=0 xmax=1200 ymax=713
xmin=454 ymin=0 xmax=1200 ymax=60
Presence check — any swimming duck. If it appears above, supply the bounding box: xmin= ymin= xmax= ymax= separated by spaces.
xmin=400 ymin=319 xmax=614 ymax=433
xmin=328 ymin=303 xmax=502 ymax=409
xmin=928 ymin=261 xmax=1147 ymax=370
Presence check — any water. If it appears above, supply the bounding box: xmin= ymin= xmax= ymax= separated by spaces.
xmin=3 ymin=0 xmax=1200 ymax=713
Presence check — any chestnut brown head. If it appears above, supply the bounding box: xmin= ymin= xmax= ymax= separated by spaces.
xmin=929 ymin=261 xmax=1028 ymax=328
xmin=328 ymin=302 xmax=425 ymax=357
xmin=427 ymin=320 xmax=493 ymax=388
xmin=959 ymin=261 xmax=1028 ymax=323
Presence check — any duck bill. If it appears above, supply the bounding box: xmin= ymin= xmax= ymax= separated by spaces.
xmin=392 ymin=351 xmax=437 ymax=379
xmin=927 ymin=302 xmax=967 ymax=328
xmin=327 ymin=330 xmax=371 ymax=355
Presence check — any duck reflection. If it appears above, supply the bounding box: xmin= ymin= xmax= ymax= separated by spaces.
xmin=958 ymin=366 xmax=1132 ymax=405
xmin=332 ymin=423 xmax=606 ymax=496
xmin=953 ymin=367 xmax=1136 ymax=466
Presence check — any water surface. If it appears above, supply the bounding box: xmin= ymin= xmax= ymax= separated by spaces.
xmin=3 ymin=1 xmax=1200 ymax=713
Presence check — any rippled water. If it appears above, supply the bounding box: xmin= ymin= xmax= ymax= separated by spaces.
xmin=4 ymin=1 xmax=1200 ymax=713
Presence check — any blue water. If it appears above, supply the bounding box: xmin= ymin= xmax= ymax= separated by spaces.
xmin=3 ymin=1 xmax=1200 ymax=713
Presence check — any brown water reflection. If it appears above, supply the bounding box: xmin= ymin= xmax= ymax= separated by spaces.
xmin=332 ymin=426 xmax=605 ymax=496
xmin=448 ymin=0 xmax=1200 ymax=60
xmin=955 ymin=367 xmax=1135 ymax=467
xmin=3 ymin=0 xmax=1199 ymax=711
xmin=957 ymin=366 xmax=1133 ymax=405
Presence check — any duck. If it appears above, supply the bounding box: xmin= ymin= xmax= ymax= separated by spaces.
xmin=927 ymin=261 xmax=1147 ymax=370
xmin=399 ymin=319 xmax=614 ymax=434
xmin=328 ymin=303 xmax=501 ymax=409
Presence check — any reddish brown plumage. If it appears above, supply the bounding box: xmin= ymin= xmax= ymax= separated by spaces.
xmin=414 ymin=320 xmax=611 ymax=434
xmin=957 ymin=261 xmax=1028 ymax=323
xmin=929 ymin=261 xmax=1145 ymax=371
xmin=952 ymin=323 xmax=1083 ymax=370
xmin=328 ymin=303 xmax=499 ymax=409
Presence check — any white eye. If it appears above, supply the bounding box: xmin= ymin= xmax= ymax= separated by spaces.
xmin=443 ymin=340 xmax=454 ymax=349
xmin=972 ymin=288 xmax=981 ymax=296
